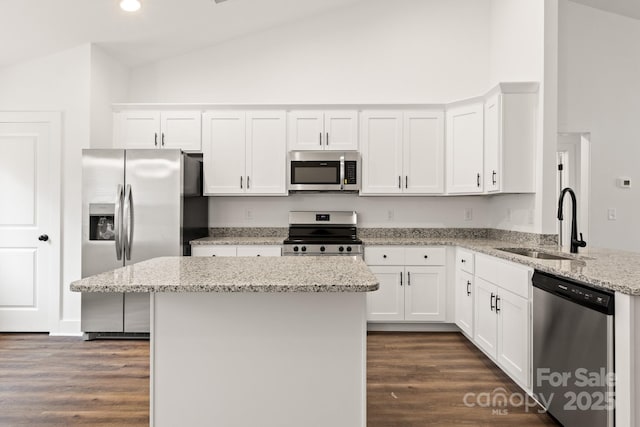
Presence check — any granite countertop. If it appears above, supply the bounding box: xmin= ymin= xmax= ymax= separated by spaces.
xmin=70 ymin=256 xmax=379 ymax=293
xmin=190 ymin=236 xmax=285 ymax=246
xmin=363 ymin=237 xmax=640 ymax=296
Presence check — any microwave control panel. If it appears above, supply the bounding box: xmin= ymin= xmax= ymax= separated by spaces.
xmin=345 ymin=161 xmax=358 ymax=184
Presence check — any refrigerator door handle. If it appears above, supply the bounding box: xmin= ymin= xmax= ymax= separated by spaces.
xmin=115 ymin=184 xmax=124 ymax=261
xmin=123 ymin=184 xmax=133 ymax=261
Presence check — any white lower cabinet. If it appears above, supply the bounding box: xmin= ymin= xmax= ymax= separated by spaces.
xmin=191 ymin=245 xmax=282 ymax=257
xmin=455 ymin=269 xmax=474 ymax=336
xmin=365 ymin=247 xmax=446 ymax=322
xmin=471 ymin=253 xmax=532 ymax=390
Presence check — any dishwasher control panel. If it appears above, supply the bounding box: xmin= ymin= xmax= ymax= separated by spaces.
xmin=533 ymin=270 xmax=614 ymax=315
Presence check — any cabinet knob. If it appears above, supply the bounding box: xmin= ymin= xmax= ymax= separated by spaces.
xmin=211 ymin=254 xmax=216 ymax=257
xmin=461 ymin=259 xmax=466 ymax=263
xmin=424 ymin=255 xmax=428 ymax=259
xmin=383 ymin=255 xmax=387 ymax=258
xmin=38 ymin=234 xmax=49 ymax=242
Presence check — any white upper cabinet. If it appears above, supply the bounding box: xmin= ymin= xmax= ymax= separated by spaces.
xmin=361 ymin=110 xmax=444 ymax=195
xmin=288 ymin=110 xmax=358 ymax=151
xmin=114 ymin=110 xmax=202 ymax=151
xmin=484 ymin=87 xmax=537 ymax=193
xmin=360 ymin=111 xmax=403 ymax=194
xmin=445 ymin=102 xmax=484 ymax=194
xmin=202 ymin=111 xmax=286 ymax=196
xmin=403 ymin=110 xmax=445 ymax=194
xmin=245 ymin=111 xmax=287 ymax=194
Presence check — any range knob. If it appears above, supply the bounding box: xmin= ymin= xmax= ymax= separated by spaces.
xmin=301 ymin=246 xmax=307 ymax=252
xmin=346 ymin=246 xmax=352 ymax=252
xmin=320 ymin=246 xmax=326 ymax=252
xmin=293 ymin=246 xmax=299 ymax=252
xmin=339 ymin=246 xmax=345 ymax=252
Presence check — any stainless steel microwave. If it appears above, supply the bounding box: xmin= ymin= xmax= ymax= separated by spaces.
xmin=288 ymin=151 xmax=360 ymax=192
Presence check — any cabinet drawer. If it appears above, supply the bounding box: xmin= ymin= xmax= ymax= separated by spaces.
xmin=475 ymin=254 xmax=532 ymax=299
xmin=405 ymin=247 xmax=446 ymax=266
xmin=364 ymin=247 xmax=405 ymax=266
xmin=236 ymin=246 xmax=281 ymax=257
xmin=456 ymin=249 xmax=475 ymax=273
xmin=191 ymin=245 xmax=237 ymax=257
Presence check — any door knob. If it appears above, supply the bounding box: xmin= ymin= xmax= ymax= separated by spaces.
xmin=38 ymin=234 xmax=49 ymax=242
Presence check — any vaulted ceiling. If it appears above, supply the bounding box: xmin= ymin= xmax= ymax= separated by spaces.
xmin=0 ymin=0 xmax=362 ymax=68
xmin=1 ymin=0 xmax=638 ymax=70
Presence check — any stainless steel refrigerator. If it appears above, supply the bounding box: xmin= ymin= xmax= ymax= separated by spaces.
xmin=81 ymin=149 xmax=208 ymax=340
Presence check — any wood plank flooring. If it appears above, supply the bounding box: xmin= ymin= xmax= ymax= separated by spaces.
xmin=0 ymin=332 xmax=559 ymax=426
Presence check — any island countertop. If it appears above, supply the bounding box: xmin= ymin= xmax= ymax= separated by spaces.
xmin=70 ymin=256 xmax=379 ymax=293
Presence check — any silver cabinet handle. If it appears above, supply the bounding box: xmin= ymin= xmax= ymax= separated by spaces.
xmin=115 ymin=184 xmax=123 ymax=261
xmin=319 ymin=132 xmax=322 ymax=146
xmin=240 ymin=176 xmax=243 ymax=189
xmin=154 ymin=133 xmax=158 ymax=147
xmin=466 ymin=280 xmax=471 ymax=296
xmin=398 ymin=176 xmax=401 ymax=189
xmin=161 ymin=132 xmax=165 ymax=147
xmin=400 ymin=272 xmax=403 ymax=286
xmin=405 ymin=176 xmax=408 ymax=189
xmin=123 ymin=184 xmax=133 ymax=261
xmin=247 ymin=176 xmax=250 ymax=189
xmin=407 ymin=271 xmax=411 ymax=286
xmin=326 ymin=132 xmax=329 ymax=146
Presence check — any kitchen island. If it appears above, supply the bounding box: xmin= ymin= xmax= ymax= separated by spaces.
xmin=71 ymin=256 xmax=379 ymax=427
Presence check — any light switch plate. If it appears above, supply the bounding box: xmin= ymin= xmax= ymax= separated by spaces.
xmin=607 ymin=208 xmax=617 ymax=221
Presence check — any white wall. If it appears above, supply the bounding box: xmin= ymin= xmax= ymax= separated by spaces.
xmin=210 ymin=195 xmax=490 ymax=228
xmin=129 ymin=0 xmax=492 ymax=103
xmin=90 ymin=46 xmax=129 ymax=148
xmin=487 ymin=0 xmax=557 ymax=234
xmin=0 ymin=44 xmax=91 ymax=334
xmin=559 ymin=1 xmax=640 ymax=251
xmin=129 ymin=0 xmax=500 ymax=229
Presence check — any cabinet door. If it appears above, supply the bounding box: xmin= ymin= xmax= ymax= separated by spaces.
xmin=455 ymin=270 xmax=474 ymax=336
xmin=474 ymin=277 xmax=498 ymax=359
xmin=287 ymin=110 xmax=324 ymax=151
xmin=191 ymin=245 xmax=237 ymax=257
xmin=246 ymin=111 xmax=287 ymax=195
xmin=403 ymin=110 xmax=445 ymax=194
xmin=445 ymin=103 xmax=484 ymax=194
xmin=114 ymin=111 xmax=160 ymax=149
xmin=360 ymin=111 xmax=403 ymax=194
xmin=324 ymin=111 xmax=358 ymax=151
xmin=236 ymin=246 xmax=282 ymax=257
xmin=366 ymin=266 xmax=404 ymax=321
xmin=160 ymin=111 xmax=202 ymax=152
xmin=496 ymin=288 xmax=530 ymax=388
xmin=404 ymin=266 xmax=446 ymax=321
xmin=484 ymin=93 xmax=501 ymax=192
xmin=202 ymin=112 xmax=246 ymax=195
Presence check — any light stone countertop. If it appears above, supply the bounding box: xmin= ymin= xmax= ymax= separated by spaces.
xmin=362 ymin=237 xmax=640 ymax=296
xmin=190 ymin=236 xmax=285 ymax=245
xmin=70 ymin=256 xmax=379 ymax=293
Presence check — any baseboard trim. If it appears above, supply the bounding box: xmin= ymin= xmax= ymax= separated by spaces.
xmin=367 ymin=322 xmax=460 ymax=332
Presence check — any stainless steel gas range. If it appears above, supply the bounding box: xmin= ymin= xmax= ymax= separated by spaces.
xmin=283 ymin=211 xmax=363 ymax=257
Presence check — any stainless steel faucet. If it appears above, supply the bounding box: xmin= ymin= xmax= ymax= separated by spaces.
xmin=557 ymin=187 xmax=587 ymax=253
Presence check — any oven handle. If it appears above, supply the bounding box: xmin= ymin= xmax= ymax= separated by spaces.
xmin=339 ymin=155 xmax=345 ymax=191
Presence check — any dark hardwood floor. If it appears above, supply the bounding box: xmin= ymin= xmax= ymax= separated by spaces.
xmin=0 ymin=332 xmax=559 ymax=426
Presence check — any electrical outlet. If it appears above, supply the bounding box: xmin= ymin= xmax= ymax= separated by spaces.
xmin=387 ymin=210 xmax=395 ymax=221
xmin=607 ymin=208 xmax=617 ymax=221
xmin=464 ymin=208 xmax=473 ymax=221
xmin=245 ymin=209 xmax=253 ymax=221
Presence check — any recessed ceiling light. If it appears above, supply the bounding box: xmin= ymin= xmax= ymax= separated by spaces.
xmin=120 ymin=0 xmax=141 ymax=12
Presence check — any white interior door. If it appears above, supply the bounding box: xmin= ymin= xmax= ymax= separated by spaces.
xmin=0 ymin=113 xmax=61 ymax=332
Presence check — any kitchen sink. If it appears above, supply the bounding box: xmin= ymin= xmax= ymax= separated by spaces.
xmin=496 ymin=247 xmax=575 ymax=261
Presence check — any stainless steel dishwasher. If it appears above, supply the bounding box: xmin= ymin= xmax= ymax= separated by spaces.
xmin=532 ymin=270 xmax=614 ymax=427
